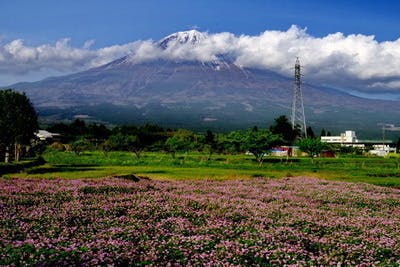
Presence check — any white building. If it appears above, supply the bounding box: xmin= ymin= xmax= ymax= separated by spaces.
xmin=321 ymin=130 xmax=396 ymax=156
xmin=35 ymin=130 xmax=61 ymax=141
xmin=321 ymin=131 xmax=361 ymax=145
xmin=369 ymin=145 xmax=396 ymax=157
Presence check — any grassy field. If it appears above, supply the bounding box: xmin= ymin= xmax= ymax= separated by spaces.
xmin=4 ymin=149 xmax=400 ymax=187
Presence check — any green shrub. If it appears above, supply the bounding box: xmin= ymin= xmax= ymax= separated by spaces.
xmin=49 ymin=142 xmax=66 ymax=151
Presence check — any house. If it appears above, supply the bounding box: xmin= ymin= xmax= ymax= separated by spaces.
xmin=369 ymin=144 xmax=396 ymax=157
xmin=35 ymin=130 xmax=61 ymax=142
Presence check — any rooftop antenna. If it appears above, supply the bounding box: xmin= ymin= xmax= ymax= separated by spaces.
xmin=291 ymin=57 xmax=307 ymax=138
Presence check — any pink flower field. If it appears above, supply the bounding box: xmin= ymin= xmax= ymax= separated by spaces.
xmin=0 ymin=177 xmax=399 ymax=266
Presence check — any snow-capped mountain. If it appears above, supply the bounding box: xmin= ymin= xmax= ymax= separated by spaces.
xmin=102 ymin=30 xmax=230 ymax=71
xmin=7 ymin=31 xmax=400 ymax=134
xmin=158 ymin=30 xmax=207 ymax=49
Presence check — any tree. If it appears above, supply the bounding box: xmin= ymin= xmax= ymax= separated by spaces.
xmin=106 ymin=133 xmax=127 ymax=151
xmin=110 ymin=123 xmax=169 ymax=152
xmin=71 ymin=139 xmax=91 ymax=155
xmin=70 ymin=119 xmax=90 ymax=137
xmin=320 ymin=129 xmax=326 ymax=137
xmin=221 ymin=128 xmax=282 ymax=163
xmin=270 ymin=115 xmax=300 ymax=145
xmin=88 ymin=124 xmax=111 ymax=140
xmin=165 ymin=129 xmax=196 ymax=158
xmin=338 ymin=145 xmax=363 ymax=155
xmin=221 ymin=130 xmax=244 ymax=153
xmin=125 ymin=135 xmax=144 ymax=159
xmin=297 ymin=138 xmax=328 ymax=163
xmin=104 ymin=133 xmax=143 ymax=158
xmin=240 ymin=128 xmax=282 ymax=164
xmin=200 ymin=130 xmax=217 ymax=160
xmin=0 ymin=89 xmax=38 ymax=162
xmin=306 ymin=126 xmax=315 ymax=138
xmin=47 ymin=120 xmax=113 ymax=143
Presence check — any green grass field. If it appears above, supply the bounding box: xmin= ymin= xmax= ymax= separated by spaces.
xmin=3 ymin=149 xmax=400 ymax=187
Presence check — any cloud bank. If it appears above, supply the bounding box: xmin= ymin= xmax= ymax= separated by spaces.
xmin=0 ymin=38 xmax=141 ymax=84
xmin=2 ymin=25 xmax=400 ymax=92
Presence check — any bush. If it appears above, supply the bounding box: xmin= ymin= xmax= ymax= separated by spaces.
xmin=49 ymin=142 xmax=66 ymax=151
xmin=71 ymin=139 xmax=92 ymax=155
xmin=0 ymin=156 xmax=46 ymax=175
xmin=387 ymin=153 xmax=400 ymax=158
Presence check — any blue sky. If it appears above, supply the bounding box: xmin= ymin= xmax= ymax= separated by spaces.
xmin=1 ymin=0 xmax=400 ymax=92
xmin=2 ymin=0 xmax=400 ymax=46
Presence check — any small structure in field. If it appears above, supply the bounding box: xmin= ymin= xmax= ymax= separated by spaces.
xmin=269 ymin=146 xmax=299 ymax=157
xmin=368 ymin=144 xmax=396 ymax=157
xmin=35 ymin=130 xmax=61 ymax=142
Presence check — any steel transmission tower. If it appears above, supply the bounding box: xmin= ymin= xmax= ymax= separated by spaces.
xmin=290 ymin=57 xmax=307 ymax=138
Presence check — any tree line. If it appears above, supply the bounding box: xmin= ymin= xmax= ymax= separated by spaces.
xmin=45 ymin=115 xmax=334 ymax=163
xmin=0 ymin=90 xmax=38 ymax=162
xmin=0 ymin=89 xmax=350 ymax=164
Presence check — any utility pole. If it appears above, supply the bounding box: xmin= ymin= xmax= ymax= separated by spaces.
xmin=378 ymin=123 xmax=400 ymax=151
xmin=291 ymin=57 xmax=307 ymax=138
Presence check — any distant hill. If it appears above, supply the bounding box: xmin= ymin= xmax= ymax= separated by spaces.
xmin=7 ymin=30 xmax=400 ymax=138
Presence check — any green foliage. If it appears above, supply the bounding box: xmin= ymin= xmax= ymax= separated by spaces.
xmin=0 ymin=89 xmax=38 ymax=162
xmin=386 ymin=152 xmax=400 ymax=159
xmin=104 ymin=134 xmax=149 ymax=158
xmin=0 ymin=157 xmax=45 ymax=176
xmin=337 ymin=145 xmax=363 ymax=155
xmin=71 ymin=139 xmax=92 ymax=155
xmin=0 ymin=89 xmax=38 ymax=146
xmin=165 ymin=129 xmax=197 ymax=157
xmin=7 ymin=113 xmax=399 ymax=188
xmin=204 ymin=130 xmax=216 ymax=146
xmin=43 ymin=115 xmax=377 ymax=163
xmin=396 ymin=137 xmax=400 ymax=153
xmin=125 ymin=135 xmax=144 ymax=158
xmin=241 ymin=128 xmax=282 ymax=163
xmin=49 ymin=142 xmax=66 ymax=151
xmin=221 ymin=131 xmax=243 ymax=153
xmin=47 ymin=119 xmax=112 ymax=143
xmin=223 ymin=128 xmax=281 ymax=162
xmin=306 ymin=126 xmax=315 ymax=138
xmin=198 ymin=130 xmax=218 ymax=159
xmin=112 ymin=123 xmax=169 ymax=151
xmin=297 ymin=138 xmax=328 ymax=159
xmin=106 ymin=133 xmax=128 ymax=151
xmin=270 ymin=115 xmax=299 ymax=145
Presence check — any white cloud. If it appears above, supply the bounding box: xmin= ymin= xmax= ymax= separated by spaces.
xmin=369 ymin=80 xmax=400 ymax=89
xmin=125 ymin=26 xmax=400 ymax=91
xmin=0 ymin=38 xmax=139 ymax=84
xmin=2 ymin=26 xmax=400 ymax=91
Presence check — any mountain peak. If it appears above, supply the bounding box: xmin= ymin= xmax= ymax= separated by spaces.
xmin=158 ymin=30 xmax=207 ymax=49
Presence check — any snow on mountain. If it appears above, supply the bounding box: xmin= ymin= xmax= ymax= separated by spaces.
xmin=157 ymin=30 xmax=235 ymax=70
xmin=158 ymin=30 xmax=207 ymax=49
xmin=113 ymin=30 xmax=232 ymax=70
